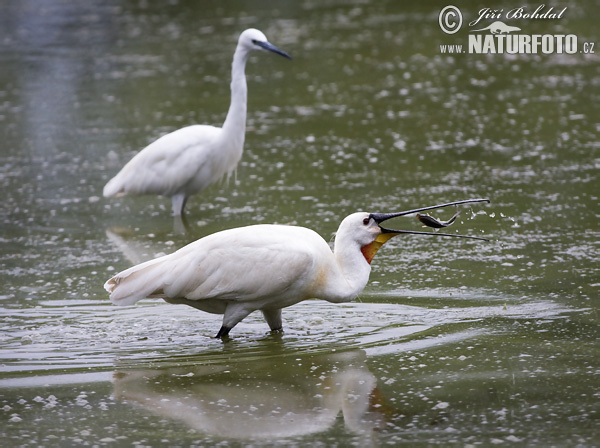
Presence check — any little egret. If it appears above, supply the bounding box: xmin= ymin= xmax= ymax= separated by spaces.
xmin=104 ymin=198 xmax=490 ymax=338
xmin=103 ymin=29 xmax=291 ymax=216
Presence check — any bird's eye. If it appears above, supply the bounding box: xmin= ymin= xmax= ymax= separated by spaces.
xmin=363 ymin=218 xmax=370 ymax=225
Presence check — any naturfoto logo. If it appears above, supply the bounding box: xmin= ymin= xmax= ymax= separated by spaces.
xmin=438 ymin=4 xmax=595 ymax=55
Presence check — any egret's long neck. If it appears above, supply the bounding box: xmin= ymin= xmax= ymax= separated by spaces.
xmin=222 ymin=47 xmax=248 ymax=143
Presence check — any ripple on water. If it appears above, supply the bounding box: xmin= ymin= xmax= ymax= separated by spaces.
xmin=0 ymin=295 xmax=576 ymax=387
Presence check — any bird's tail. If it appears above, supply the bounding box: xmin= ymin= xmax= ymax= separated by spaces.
xmin=105 ymin=255 xmax=170 ymax=305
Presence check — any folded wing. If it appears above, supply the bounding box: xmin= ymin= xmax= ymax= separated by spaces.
xmin=103 ymin=125 xmax=221 ymax=198
xmin=105 ymin=225 xmax=326 ymax=307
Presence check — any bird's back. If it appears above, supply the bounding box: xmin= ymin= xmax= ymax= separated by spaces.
xmin=103 ymin=124 xmax=225 ymax=198
xmin=105 ymin=224 xmax=334 ymax=308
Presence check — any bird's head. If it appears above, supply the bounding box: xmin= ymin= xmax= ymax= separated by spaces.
xmin=337 ymin=199 xmax=491 ymax=264
xmin=238 ymin=28 xmax=291 ymax=59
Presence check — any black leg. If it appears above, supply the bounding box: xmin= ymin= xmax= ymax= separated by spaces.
xmin=215 ymin=325 xmax=231 ymax=339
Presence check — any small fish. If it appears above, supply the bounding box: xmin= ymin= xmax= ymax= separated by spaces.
xmin=416 ymin=209 xmax=460 ymax=228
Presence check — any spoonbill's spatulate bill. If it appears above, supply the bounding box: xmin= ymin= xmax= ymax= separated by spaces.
xmin=105 ymin=199 xmax=490 ymax=339
xmin=103 ymin=29 xmax=291 ymax=216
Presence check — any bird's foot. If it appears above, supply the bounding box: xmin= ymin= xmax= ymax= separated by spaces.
xmin=215 ymin=325 xmax=232 ymax=339
xmin=269 ymin=327 xmax=284 ymax=335
xmin=172 ymin=213 xmax=190 ymax=235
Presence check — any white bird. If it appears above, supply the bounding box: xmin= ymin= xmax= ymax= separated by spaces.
xmin=103 ymin=29 xmax=291 ymax=216
xmin=104 ymin=199 xmax=490 ymax=338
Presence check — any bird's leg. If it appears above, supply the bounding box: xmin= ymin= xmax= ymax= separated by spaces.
xmin=261 ymin=309 xmax=283 ymax=333
xmin=215 ymin=325 xmax=232 ymax=339
xmin=171 ymin=194 xmax=187 ymax=216
xmin=173 ymin=213 xmax=190 ymax=235
xmin=215 ymin=304 xmax=253 ymax=338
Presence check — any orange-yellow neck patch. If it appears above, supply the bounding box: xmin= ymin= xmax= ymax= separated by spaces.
xmin=361 ymin=232 xmax=398 ymax=264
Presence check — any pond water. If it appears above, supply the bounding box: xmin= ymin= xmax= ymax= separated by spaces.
xmin=1 ymin=0 xmax=598 ymax=446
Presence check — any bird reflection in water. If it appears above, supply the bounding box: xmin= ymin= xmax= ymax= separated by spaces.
xmin=112 ymin=350 xmax=389 ymax=439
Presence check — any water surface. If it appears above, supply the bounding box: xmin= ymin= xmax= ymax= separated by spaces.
xmin=1 ymin=0 xmax=598 ymax=446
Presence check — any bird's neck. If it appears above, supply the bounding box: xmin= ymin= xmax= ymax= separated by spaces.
xmin=222 ymin=48 xmax=248 ymax=141
xmin=328 ymin=237 xmax=372 ymax=302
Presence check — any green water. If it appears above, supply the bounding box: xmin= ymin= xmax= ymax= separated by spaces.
xmin=1 ymin=0 xmax=598 ymax=446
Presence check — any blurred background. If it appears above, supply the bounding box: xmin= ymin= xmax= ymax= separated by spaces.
xmin=1 ymin=0 xmax=598 ymax=445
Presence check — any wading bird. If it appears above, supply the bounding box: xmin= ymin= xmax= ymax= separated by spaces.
xmin=105 ymin=199 xmax=490 ymax=338
xmin=103 ymin=29 xmax=291 ymax=216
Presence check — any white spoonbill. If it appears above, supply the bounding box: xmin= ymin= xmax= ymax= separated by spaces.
xmin=104 ymin=199 xmax=490 ymax=338
xmin=103 ymin=29 xmax=291 ymax=216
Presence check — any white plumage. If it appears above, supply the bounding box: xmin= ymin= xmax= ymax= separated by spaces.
xmin=103 ymin=29 xmax=291 ymax=215
xmin=105 ymin=199 xmax=490 ymax=338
